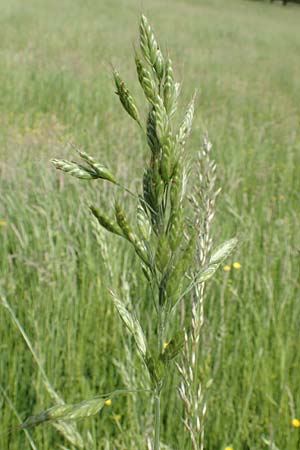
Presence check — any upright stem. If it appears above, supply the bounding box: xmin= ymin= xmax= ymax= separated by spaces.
xmin=154 ymin=392 xmax=161 ymax=450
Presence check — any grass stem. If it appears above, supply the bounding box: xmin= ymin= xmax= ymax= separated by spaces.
xmin=154 ymin=392 xmax=161 ymax=450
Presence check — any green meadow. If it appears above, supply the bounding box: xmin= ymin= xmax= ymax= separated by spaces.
xmin=1 ymin=0 xmax=300 ymax=448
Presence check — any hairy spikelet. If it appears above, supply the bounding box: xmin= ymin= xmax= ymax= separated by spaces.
xmin=115 ymin=202 xmax=149 ymax=264
xmin=20 ymin=398 xmax=107 ymax=429
xmin=140 ymin=15 xmax=164 ymax=79
xmin=163 ymin=58 xmax=177 ymax=116
xmin=113 ymin=71 xmax=141 ymax=124
xmin=159 ymin=132 xmax=174 ymax=183
xmin=176 ymin=94 xmax=196 ymax=147
xmin=51 ymin=159 xmax=97 ymax=180
xmin=90 ymin=206 xmax=122 ymax=236
xmin=135 ymin=57 xmax=158 ymax=104
xmin=147 ymin=107 xmax=160 ymax=154
xmin=155 ymin=235 xmax=171 ymax=273
xmin=153 ymin=96 xmax=169 ymax=144
xmin=137 ymin=204 xmax=152 ymax=241
xmin=78 ymin=151 xmax=116 ymax=183
xmin=110 ymin=291 xmax=147 ymax=358
xmin=168 ymin=209 xmax=183 ymax=251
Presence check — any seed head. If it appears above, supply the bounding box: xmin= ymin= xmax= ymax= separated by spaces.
xmin=135 ymin=57 xmax=157 ymax=104
xmin=140 ymin=15 xmax=164 ymax=80
xmin=113 ymin=71 xmax=141 ymax=124
xmin=51 ymin=159 xmax=98 ymax=180
xmin=163 ymin=58 xmax=177 ymax=116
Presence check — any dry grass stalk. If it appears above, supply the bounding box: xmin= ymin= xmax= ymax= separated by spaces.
xmin=177 ymin=135 xmax=221 ymax=450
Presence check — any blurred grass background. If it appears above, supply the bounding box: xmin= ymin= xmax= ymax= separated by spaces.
xmin=1 ymin=0 xmax=300 ymax=448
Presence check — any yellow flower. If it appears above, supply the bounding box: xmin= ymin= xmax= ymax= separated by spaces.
xmin=105 ymin=399 xmax=112 ymax=406
xmin=163 ymin=342 xmax=169 ymax=350
xmin=0 ymin=220 xmax=7 ymax=227
xmin=223 ymin=265 xmax=231 ymax=272
xmin=233 ymin=262 xmax=241 ymax=269
xmin=225 ymin=447 xmax=233 ymax=450
xmin=292 ymin=418 xmax=300 ymax=428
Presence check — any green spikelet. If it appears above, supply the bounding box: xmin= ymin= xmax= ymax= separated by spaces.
xmin=140 ymin=15 xmax=164 ymax=80
xmin=51 ymin=159 xmax=98 ymax=180
xmin=78 ymin=151 xmax=116 ymax=183
xmin=153 ymin=96 xmax=169 ymax=144
xmin=113 ymin=71 xmax=141 ymax=125
xmin=170 ymin=158 xmax=182 ymax=209
xmin=110 ymin=292 xmax=147 ymax=357
xmin=143 ymin=167 xmax=154 ymax=211
xmin=147 ymin=107 xmax=160 ymax=155
xmin=115 ymin=203 xmax=149 ymax=264
xmin=152 ymin=156 xmax=164 ymax=207
xmin=137 ymin=204 xmax=151 ymax=241
xmin=176 ymin=93 xmax=196 ymax=147
xmin=154 ymin=49 xmax=164 ymax=80
xmin=135 ymin=57 xmax=158 ymax=104
xmin=167 ymin=232 xmax=196 ymax=301
xmin=155 ymin=235 xmax=171 ymax=273
xmin=90 ymin=206 xmax=122 ymax=236
xmin=20 ymin=397 xmax=107 ymax=429
xmin=115 ymin=202 xmax=135 ymax=242
xmin=160 ymin=133 xmax=174 ymax=183
xmin=163 ymin=58 xmax=177 ymax=116
xmin=168 ymin=208 xmax=183 ymax=251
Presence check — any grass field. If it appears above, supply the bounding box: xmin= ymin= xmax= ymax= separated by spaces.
xmin=1 ymin=0 xmax=300 ymax=449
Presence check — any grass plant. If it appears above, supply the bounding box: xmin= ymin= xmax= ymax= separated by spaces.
xmin=12 ymin=14 xmax=235 ymax=449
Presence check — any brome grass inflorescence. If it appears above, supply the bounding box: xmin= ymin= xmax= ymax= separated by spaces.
xmin=18 ymin=15 xmax=236 ymax=450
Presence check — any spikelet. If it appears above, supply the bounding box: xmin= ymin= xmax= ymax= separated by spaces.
xmin=140 ymin=15 xmax=164 ymax=80
xmin=195 ymin=238 xmax=238 ymax=283
xmin=78 ymin=151 xmax=116 ymax=183
xmin=137 ymin=204 xmax=151 ymax=241
xmin=51 ymin=159 xmax=98 ymax=180
xmin=152 ymin=157 xmax=164 ymax=207
xmin=167 ymin=232 xmax=196 ymax=301
xmin=110 ymin=291 xmax=147 ymax=358
xmin=135 ymin=57 xmax=158 ymax=104
xmin=90 ymin=206 xmax=122 ymax=236
xmin=163 ymin=58 xmax=177 ymax=116
xmin=176 ymin=93 xmax=196 ymax=147
xmin=155 ymin=235 xmax=171 ymax=273
xmin=209 ymin=238 xmax=238 ymax=264
xmin=113 ymin=71 xmax=141 ymax=125
xmin=115 ymin=203 xmax=149 ymax=264
xmin=20 ymin=397 xmax=107 ymax=429
xmin=143 ymin=167 xmax=155 ymax=212
xmin=159 ymin=132 xmax=174 ymax=183
xmin=153 ymin=96 xmax=169 ymax=144
xmin=115 ymin=202 xmax=136 ymax=242
xmin=168 ymin=208 xmax=183 ymax=251
xmin=170 ymin=158 xmax=183 ymax=209
xmin=147 ymin=107 xmax=160 ymax=155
